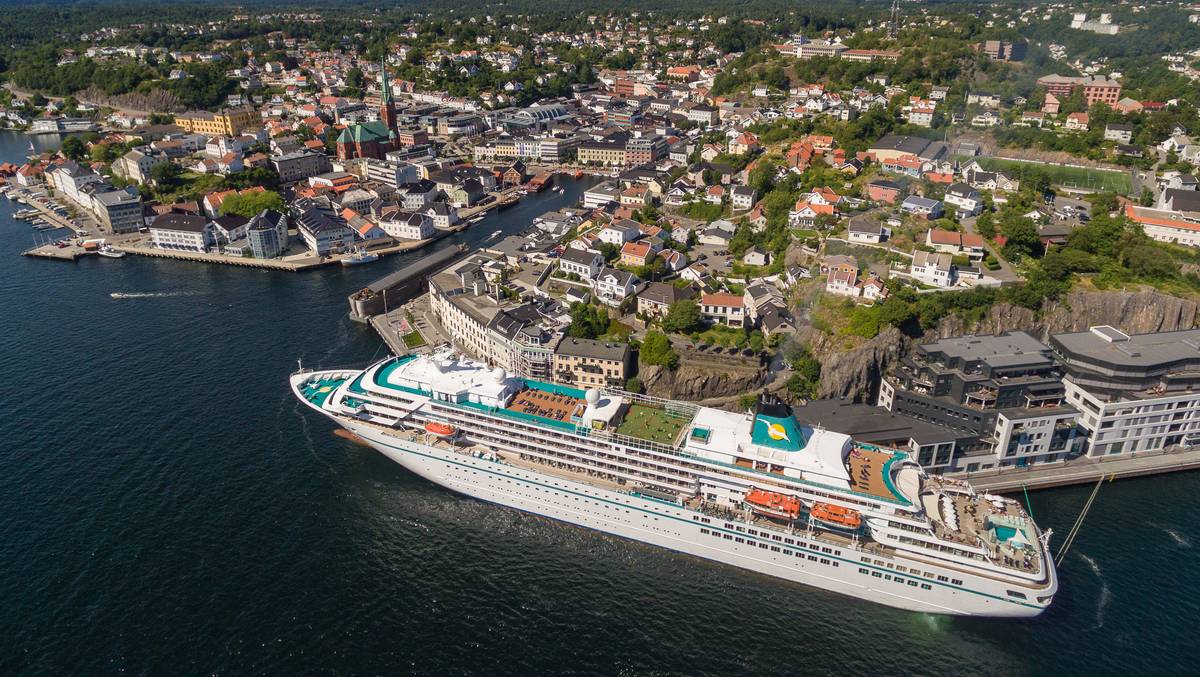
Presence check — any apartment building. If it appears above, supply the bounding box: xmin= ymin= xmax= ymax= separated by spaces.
xmin=552 ymin=337 xmax=632 ymax=389
xmin=1050 ymin=326 xmax=1200 ymax=457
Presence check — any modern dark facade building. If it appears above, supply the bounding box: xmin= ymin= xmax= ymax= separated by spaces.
xmin=878 ymin=332 xmax=1078 ymax=472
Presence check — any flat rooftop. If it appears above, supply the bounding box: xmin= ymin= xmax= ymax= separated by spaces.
xmin=1052 ymin=326 xmax=1200 ymax=369
xmin=919 ymin=331 xmax=1055 ymax=370
xmin=792 ymin=399 xmax=962 ymax=446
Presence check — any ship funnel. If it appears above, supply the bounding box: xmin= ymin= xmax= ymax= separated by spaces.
xmin=750 ymin=394 xmax=807 ymax=451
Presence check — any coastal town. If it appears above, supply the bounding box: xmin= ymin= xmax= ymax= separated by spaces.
xmin=3 ymin=1 xmax=1200 ymax=494
xmin=7 ymin=2 xmax=1200 ymax=671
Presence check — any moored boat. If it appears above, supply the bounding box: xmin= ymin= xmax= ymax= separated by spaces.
xmin=289 ymin=354 xmax=1058 ymax=617
xmin=341 ymin=248 xmax=379 ymax=266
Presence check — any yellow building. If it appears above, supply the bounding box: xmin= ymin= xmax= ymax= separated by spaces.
xmin=173 ymin=107 xmax=258 ymax=136
xmin=576 ymin=143 xmax=627 ymax=166
xmin=552 ymin=337 xmax=631 ymax=389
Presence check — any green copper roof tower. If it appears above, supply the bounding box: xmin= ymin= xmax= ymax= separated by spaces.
xmin=379 ymin=58 xmax=392 ymax=103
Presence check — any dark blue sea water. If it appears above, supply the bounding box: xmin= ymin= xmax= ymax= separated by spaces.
xmin=0 ymin=131 xmax=1196 ymax=675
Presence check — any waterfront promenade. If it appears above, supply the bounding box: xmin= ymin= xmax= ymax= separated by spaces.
xmin=950 ymin=446 xmax=1200 ymax=493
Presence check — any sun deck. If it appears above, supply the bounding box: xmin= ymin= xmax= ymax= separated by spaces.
xmin=924 ymin=477 xmax=1043 ymax=575
xmin=507 ymin=387 xmax=585 ymax=423
xmin=846 ymin=445 xmax=905 ymax=502
xmin=300 ymin=375 xmax=350 ymax=408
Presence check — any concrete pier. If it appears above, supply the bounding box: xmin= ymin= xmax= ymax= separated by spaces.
xmin=948 ymin=447 xmax=1200 ymax=493
xmin=348 ymin=245 xmax=466 ymax=321
xmin=22 ymin=242 xmax=88 ymax=261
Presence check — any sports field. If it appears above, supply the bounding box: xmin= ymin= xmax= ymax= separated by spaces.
xmin=975 ymin=157 xmax=1132 ymax=194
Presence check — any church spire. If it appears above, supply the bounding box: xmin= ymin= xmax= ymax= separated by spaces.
xmin=379 ymin=58 xmax=392 ymax=104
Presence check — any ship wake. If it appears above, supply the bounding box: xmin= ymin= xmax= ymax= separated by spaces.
xmin=1078 ymin=553 xmax=1110 ymax=629
xmin=1149 ymin=521 xmax=1191 ymax=548
xmin=110 ymin=291 xmax=198 ymax=299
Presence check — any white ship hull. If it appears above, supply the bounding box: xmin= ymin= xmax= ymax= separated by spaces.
xmin=341 ymin=417 xmax=1046 ymax=618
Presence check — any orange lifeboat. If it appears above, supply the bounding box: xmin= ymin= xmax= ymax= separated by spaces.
xmin=744 ymin=489 xmax=803 ymax=520
xmin=424 ymin=421 xmax=456 ymax=437
xmin=809 ymin=502 xmax=862 ymax=531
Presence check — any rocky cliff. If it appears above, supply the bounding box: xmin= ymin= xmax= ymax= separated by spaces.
xmin=640 ymin=350 xmax=768 ymax=402
xmin=805 ymin=326 xmax=909 ymax=403
xmin=933 ymin=288 xmax=1199 ymax=340
xmin=812 ymin=288 xmax=1199 ymax=403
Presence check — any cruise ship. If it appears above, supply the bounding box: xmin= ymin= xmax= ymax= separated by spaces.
xmin=291 ymin=348 xmax=1057 ymax=617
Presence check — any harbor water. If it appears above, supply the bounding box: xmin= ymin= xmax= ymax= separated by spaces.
xmin=0 ymin=131 xmax=1196 ymax=675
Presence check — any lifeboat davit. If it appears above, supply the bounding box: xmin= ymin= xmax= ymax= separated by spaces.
xmin=424 ymin=421 xmax=456 ymax=437
xmin=744 ymin=489 xmax=803 ymax=520
xmin=809 ymin=502 xmax=862 ymax=531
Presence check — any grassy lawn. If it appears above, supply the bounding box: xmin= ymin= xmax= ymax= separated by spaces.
xmin=615 ymin=403 xmax=687 ymax=445
xmin=974 ymin=157 xmax=1132 ymax=194
xmin=696 ymin=324 xmax=750 ymax=348
xmin=401 ymin=330 xmax=426 ymax=349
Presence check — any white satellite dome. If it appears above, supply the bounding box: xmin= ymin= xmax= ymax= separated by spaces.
xmin=492 ymin=367 xmax=506 ymax=383
xmin=585 ymin=388 xmax=601 ymax=405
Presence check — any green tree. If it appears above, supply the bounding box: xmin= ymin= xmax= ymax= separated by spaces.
xmin=975 ymin=211 xmax=996 ymax=239
xmin=149 ymin=161 xmax=182 ymax=190
xmin=221 ymin=190 xmax=285 ymax=218
xmin=567 ymin=302 xmax=608 ymax=339
xmin=662 ymin=299 xmax=703 ymax=334
xmin=60 ymin=135 xmax=86 ymax=161
xmin=999 ymin=214 xmax=1042 ymax=259
xmin=596 ymin=241 xmax=620 ymax=263
xmin=639 ymin=331 xmax=679 ymax=369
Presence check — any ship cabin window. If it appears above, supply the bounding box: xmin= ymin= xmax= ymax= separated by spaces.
xmin=952 ymin=579 xmax=963 ymax=586
xmin=921 ymin=584 xmax=932 ymax=590
xmin=1007 ymin=590 xmax=1027 ymax=600
xmin=937 ymin=575 xmax=949 ymax=582
xmin=735 ymin=537 xmax=745 ymax=544
xmin=872 ymin=571 xmax=882 ymax=578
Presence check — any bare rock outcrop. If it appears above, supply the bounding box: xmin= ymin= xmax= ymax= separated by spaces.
xmin=640 ymin=349 xmax=767 ymax=401
xmin=807 ymin=326 xmax=908 ymax=403
xmin=1040 ymin=288 xmax=1197 ymax=335
xmin=935 ymin=288 xmax=1199 ymax=341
